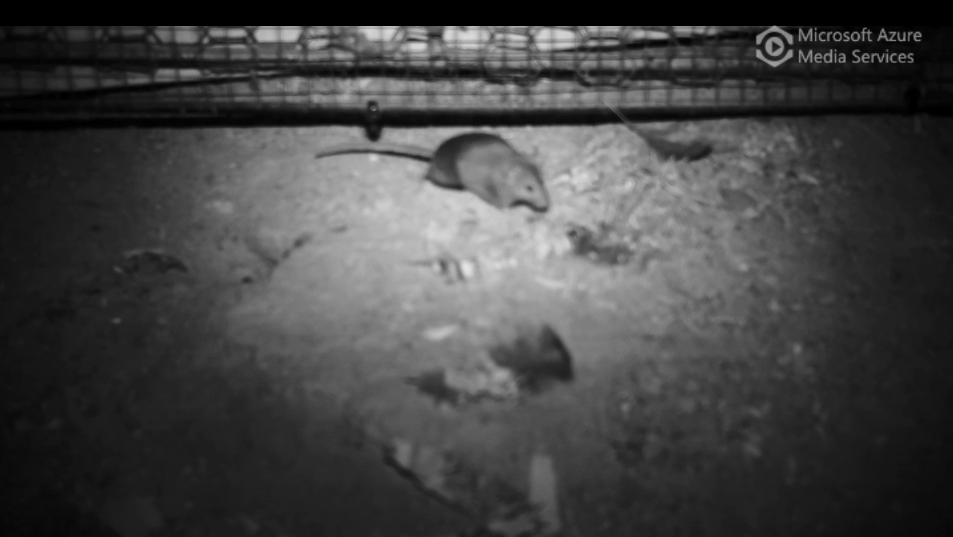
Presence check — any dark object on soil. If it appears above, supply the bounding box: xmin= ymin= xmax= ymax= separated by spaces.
xmin=314 ymin=132 xmax=550 ymax=212
xmin=245 ymin=229 xmax=313 ymax=267
xmin=566 ymin=224 xmax=635 ymax=265
xmin=488 ymin=324 xmax=574 ymax=393
xmin=635 ymin=128 xmax=713 ymax=162
xmin=240 ymin=229 xmax=314 ymax=283
xmin=603 ymin=98 xmax=713 ymax=162
xmin=405 ymin=369 xmax=463 ymax=406
xmin=407 ymin=324 xmax=573 ymax=406
xmin=405 ymin=364 xmax=518 ymax=407
xmin=408 ymin=255 xmax=477 ymax=284
xmin=116 ymin=249 xmax=188 ymax=276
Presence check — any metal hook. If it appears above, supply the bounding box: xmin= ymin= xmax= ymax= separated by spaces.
xmin=364 ymin=100 xmax=382 ymax=141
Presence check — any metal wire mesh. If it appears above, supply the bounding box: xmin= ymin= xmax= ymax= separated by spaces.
xmin=0 ymin=26 xmax=950 ymax=122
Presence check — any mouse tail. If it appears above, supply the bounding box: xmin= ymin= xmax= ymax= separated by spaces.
xmin=314 ymin=142 xmax=433 ymax=161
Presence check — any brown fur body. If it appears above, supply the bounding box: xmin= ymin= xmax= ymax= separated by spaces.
xmin=314 ymin=132 xmax=550 ymax=212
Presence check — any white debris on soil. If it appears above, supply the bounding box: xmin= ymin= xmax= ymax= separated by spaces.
xmin=385 ymin=440 xmax=564 ymax=537
xmin=422 ymin=324 xmax=460 ymax=341
xmin=532 ymin=226 xmax=574 ymax=260
xmin=413 ymin=255 xmax=481 ymax=284
xmin=388 ymin=438 xmax=455 ymax=501
xmin=407 ymin=359 xmax=521 ymax=407
xmin=444 ymin=362 xmax=520 ymax=401
xmin=552 ymin=165 xmax=599 ymax=193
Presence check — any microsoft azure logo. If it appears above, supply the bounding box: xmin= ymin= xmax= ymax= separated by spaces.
xmin=756 ymin=26 xmax=794 ymax=67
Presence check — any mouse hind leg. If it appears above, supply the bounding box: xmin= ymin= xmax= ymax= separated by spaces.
xmin=424 ymin=162 xmax=465 ymax=190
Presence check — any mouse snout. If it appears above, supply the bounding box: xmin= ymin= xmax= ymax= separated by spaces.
xmin=521 ymin=182 xmax=550 ymax=211
xmin=506 ymin=164 xmax=549 ymax=211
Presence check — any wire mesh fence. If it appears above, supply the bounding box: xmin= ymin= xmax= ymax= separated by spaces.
xmin=0 ymin=26 xmax=950 ymax=123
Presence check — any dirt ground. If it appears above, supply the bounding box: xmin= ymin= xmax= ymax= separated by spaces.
xmin=1 ymin=115 xmax=951 ymax=537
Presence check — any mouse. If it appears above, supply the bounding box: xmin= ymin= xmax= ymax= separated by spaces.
xmin=314 ymin=132 xmax=550 ymax=212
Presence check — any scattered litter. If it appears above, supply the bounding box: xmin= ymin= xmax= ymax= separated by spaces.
xmin=406 ymin=360 xmax=520 ymax=407
xmin=410 ymin=323 xmax=574 ymax=407
xmin=116 ymin=249 xmax=188 ymax=276
xmin=422 ymin=324 xmax=460 ymax=341
xmin=383 ymin=440 xmax=561 ymax=536
xmin=382 ymin=439 xmax=461 ymax=512
xmin=245 ymin=228 xmax=313 ymax=267
xmin=534 ymin=230 xmax=574 ymax=260
xmin=554 ymin=165 xmax=599 ymax=192
xmin=487 ymin=323 xmax=574 ymax=394
xmin=480 ymin=253 xmax=519 ymax=271
xmin=795 ymin=171 xmax=821 ymax=186
xmin=406 ymin=370 xmax=462 ymax=406
xmin=97 ymin=495 xmax=163 ymax=537
xmin=409 ymin=255 xmax=479 ymax=284
xmin=565 ymin=224 xmax=636 ymax=266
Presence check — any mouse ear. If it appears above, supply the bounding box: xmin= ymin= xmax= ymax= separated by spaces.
xmin=524 ymin=145 xmax=544 ymax=165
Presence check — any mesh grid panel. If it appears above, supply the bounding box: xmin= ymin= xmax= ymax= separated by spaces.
xmin=0 ymin=26 xmax=949 ymax=122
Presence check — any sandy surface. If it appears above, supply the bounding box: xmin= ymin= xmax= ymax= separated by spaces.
xmin=1 ymin=116 xmax=951 ymax=536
